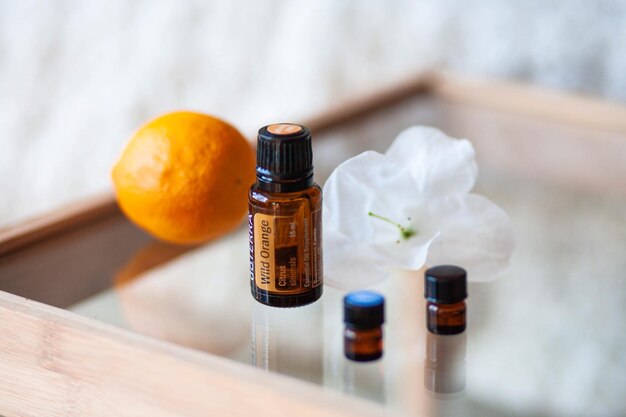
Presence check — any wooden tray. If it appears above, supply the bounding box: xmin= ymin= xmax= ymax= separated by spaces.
xmin=1 ymin=72 xmax=626 ymax=417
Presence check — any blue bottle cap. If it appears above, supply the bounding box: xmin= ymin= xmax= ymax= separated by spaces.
xmin=343 ymin=290 xmax=385 ymax=329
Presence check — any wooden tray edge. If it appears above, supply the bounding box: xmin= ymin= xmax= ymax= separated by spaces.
xmin=0 ymin=290 xmax=401 ymax=417
xmin=431 ymin=71 xmax=626 ymax=134
xmin=0 ymin=192 xmax=119 ymax=256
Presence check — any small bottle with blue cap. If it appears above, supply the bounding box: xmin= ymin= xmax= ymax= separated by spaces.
xmin=343 ymin=290 xmax=385 ymax=361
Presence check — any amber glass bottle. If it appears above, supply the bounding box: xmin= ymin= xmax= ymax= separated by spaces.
xmin=343 ymin=290 xmax=385 ymax=361
xmin=248 ymin=123 xmax=323 ymax=307
xmin=424 ymin=265 xmax=467 ymax=335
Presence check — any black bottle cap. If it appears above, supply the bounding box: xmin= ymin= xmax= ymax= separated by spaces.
xmin=424 ymin=265 xmax=467 ymax=304
xmin=256 ymin=123 xmax=313 ymax=192
xmin=343 ymin=290 xmax=385 ymax=329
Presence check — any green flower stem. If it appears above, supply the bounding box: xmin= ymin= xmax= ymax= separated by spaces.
xmin=368 ymin=211 xmax=416 ymax=240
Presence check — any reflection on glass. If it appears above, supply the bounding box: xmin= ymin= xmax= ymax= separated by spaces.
xmin=343 ymin=360 xmax=386 ymax=403
xmin=112 ymin=231 xmax=252 ymax=356
xmin=251 ymin=301 xmax=324 ymax=384
xmin=424 ymin=333 xmax=466 ymax=396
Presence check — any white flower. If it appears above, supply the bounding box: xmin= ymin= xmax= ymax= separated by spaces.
xmin=323 ymin=126 xmax=514 ymax=289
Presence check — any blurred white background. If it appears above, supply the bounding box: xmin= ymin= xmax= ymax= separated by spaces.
xmin=1 ymin=0 xmax=625 ymax=226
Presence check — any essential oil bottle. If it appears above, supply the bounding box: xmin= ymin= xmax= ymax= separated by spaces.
xmin=343 ymin=290 xmax=385 ymax=361
xmin=248 ymin=123 xmax=323 ymax=308
xmin=424 ymin=265 xmax=467 ymax=335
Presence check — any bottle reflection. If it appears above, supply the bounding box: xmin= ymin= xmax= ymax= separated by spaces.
xmin=424 ymin=332 xmax=466 ymax=396
xmin=341 ymin=290 xmax=386 ymax=403
xmin=251 ymin=301 xmax=324 ymax=385
xmin=343 ymin=360 xmax=386 ymax=403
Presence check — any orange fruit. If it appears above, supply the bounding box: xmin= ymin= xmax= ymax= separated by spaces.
xmin=112 ymin=112 xmax=255 ymax=244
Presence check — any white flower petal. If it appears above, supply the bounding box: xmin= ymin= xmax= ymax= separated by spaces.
xmin=385 ymin=126 xmax=478 ymax=198
xmin=323 ymin=150 xmax=417 ymax=242
xmin=323 ymin=227 xmax=390 ymax=289
xmin=323 ymin=150 xmax=437 ymax=288
xmin=373 ymin=230 xmax=440 ymax=271
xmin=322 ymin=125 xmax=514 ymax=289
xmin=370 ymin=202 xmax=441 ymax=270
xmin=426 ymin=194 xmax=514 ymax=281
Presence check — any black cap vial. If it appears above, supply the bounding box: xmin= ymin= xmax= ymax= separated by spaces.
xmin=424 ymin=265 xmax=467 ymax=335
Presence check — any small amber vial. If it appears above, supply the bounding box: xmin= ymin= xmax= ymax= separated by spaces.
xmin=343 ymin=291 xmax=385 ymax=362
xmin=248 ymin=123 xmax=323 ymax=308
xmin=425 ymin=265 xmax=467 ymax=335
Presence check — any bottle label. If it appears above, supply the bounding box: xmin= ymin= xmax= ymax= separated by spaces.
xmin=251 ymin=209 xmax=321 ymax=294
